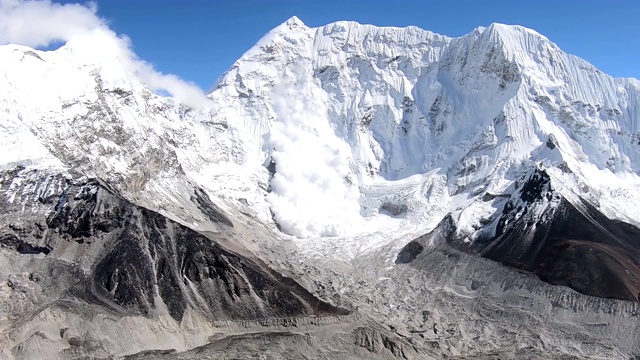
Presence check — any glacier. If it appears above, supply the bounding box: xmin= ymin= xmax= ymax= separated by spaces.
xmin=1 ymin=15 xmax=640 ymax=359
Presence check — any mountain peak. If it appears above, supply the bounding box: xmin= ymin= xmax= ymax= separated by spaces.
xmin=474 ymin=22 xmax=547 ymax=48
xmin=478 ymin=22 xmax=554 ymax=59
xmin=284 ymin=15 xmax=305 ymax=28
xmin=271 ymin=15 xmax=310 ymax=34
xmin=486 ymin=22 xmax=544 ymax=36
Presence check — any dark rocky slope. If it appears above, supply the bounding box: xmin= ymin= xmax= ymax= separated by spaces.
xmin=398 ymin=167 xmax=640 ymax=302
xmin=0 ymin=167 xmax=347 ymax=326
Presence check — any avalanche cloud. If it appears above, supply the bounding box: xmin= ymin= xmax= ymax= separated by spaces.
xmin=267 ymin=61 xmax=363 ymax=238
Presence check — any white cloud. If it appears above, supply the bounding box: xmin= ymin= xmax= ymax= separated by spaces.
xmin=0 ymin=0 xmax=212 ymax=108
xmin=266 ymin=61 xmax=364 ymax=238
xmin=0 ymin=0 xmax=101 ymax=47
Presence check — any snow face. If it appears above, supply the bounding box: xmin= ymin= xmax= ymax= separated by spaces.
xmin=2 ymin=17 xmax=640 ymax=246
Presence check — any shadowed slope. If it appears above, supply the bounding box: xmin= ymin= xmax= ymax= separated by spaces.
xmin=0 ymin=167 xmax=347 ymax=326
xmin=398 ymin=167 xmax=640 ymax=302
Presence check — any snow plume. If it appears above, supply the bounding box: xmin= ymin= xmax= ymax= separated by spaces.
xmin=0 ymin=0 xmax=212 ymax=108
xmin=267 ymin=61 xmax=363 ymax=238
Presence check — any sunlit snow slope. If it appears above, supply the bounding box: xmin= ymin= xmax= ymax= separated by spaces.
xmin=212 ymin=17 xmax=640 ymax=240
xmin=2 ymin=17 xmax=640 ymax=244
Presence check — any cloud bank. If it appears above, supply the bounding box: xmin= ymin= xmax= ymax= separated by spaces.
xmin=0 ymin=0 xmax=212 ymax=108
xmin=267 ymin=62 xmax=363 ymax=238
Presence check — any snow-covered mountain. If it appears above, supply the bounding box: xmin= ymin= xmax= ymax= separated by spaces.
xmin=5 ymin=17 xmax=640 ymax=239
xmin=2 ymin=17 xmax=640 ymax=359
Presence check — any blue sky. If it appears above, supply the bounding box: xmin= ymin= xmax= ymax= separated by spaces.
xmin=80 ymin=0 xmax=638 ymax=92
